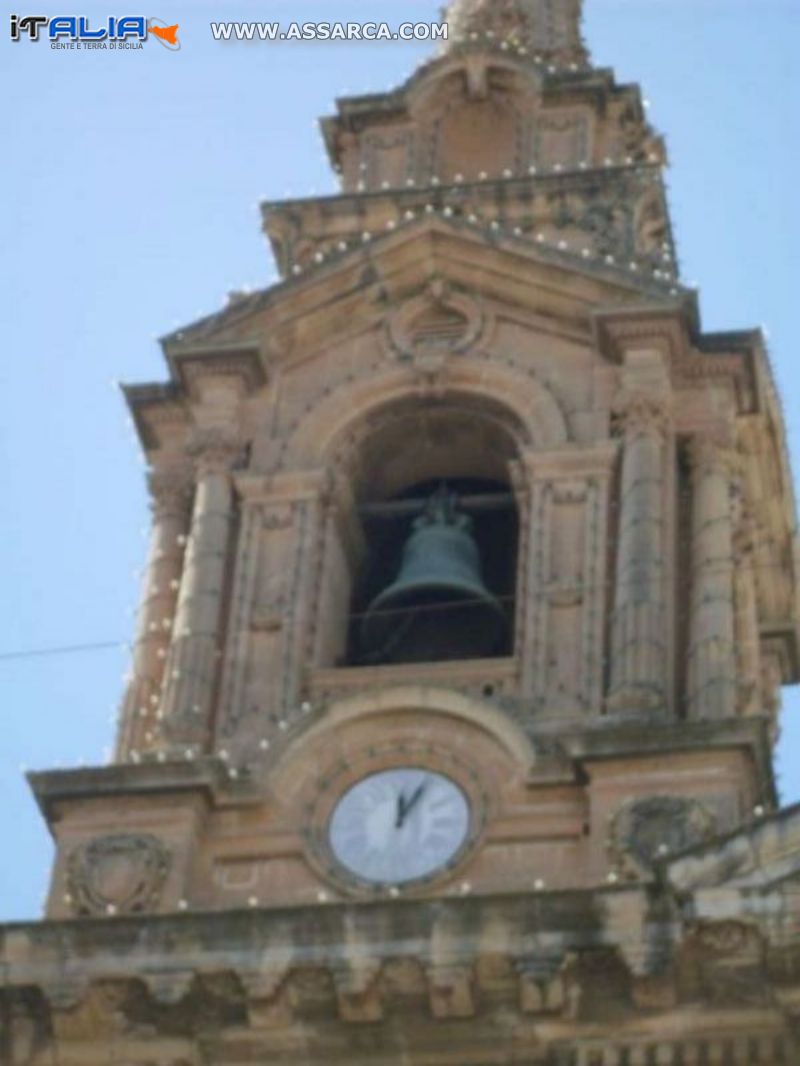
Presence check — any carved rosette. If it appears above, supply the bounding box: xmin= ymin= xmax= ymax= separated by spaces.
xmin=66 ymin=834 xmax=171 ymax=916
xmin=609 ymin=795 xmax=716 ymax=875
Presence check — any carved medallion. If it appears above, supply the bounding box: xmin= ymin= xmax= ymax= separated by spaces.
xmin=384 ymin=282 xmax=486 ymax=363
xmin=609 ymin=795 xmax=716 ymax=874
xmin=66 ymin=834 xmax=171 ymax=916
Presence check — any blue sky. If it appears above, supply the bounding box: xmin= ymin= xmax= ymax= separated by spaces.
xmin=2 ymin=0 xmax=798 ymax=921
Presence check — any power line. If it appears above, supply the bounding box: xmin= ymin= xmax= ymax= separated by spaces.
xmin=0 ymin=641 xmax=128 ymax=663
xmin=0 ymin=551 xmax=796 ymax=664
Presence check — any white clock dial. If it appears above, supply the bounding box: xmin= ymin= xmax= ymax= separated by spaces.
xmin=328 ymin=767 xmax=470 ymax=885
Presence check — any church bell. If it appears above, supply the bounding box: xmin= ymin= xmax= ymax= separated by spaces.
xmin=360 ymin=490 xmax=507 ymax=664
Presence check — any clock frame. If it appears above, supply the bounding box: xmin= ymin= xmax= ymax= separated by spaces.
xmin=303 ymin=740 xmax=490 ymax=896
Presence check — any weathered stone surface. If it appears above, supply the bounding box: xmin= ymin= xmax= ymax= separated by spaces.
xmin=4 ymin=0 xmax=799 ymax=1062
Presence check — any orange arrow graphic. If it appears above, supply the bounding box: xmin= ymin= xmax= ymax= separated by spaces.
xmin=150 ymin=23 xmax=178 ymax=44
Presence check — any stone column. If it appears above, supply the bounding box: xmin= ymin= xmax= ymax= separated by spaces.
xmin=116 ymin=466 xmax=193 ymax=759
xmin=160 ymin=433 xmax=241 ymax=753
xmin=607 ymin=394 xmax=670 ymax=715
xmin=686 ymin=438 xmax=737 ymax=720
xmin=733 ymin=507 xmax=761 ymax=718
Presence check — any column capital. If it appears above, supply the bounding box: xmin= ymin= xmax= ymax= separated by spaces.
xmin=611 ymin=391 xmax=671 ymax=439
xmin=686 ymin=435 xmax=739 ymax=479
xmin=147 ymin=464 xmax=195 ymax=519
xmin=187 ymin=427 xmax=248 ymax=476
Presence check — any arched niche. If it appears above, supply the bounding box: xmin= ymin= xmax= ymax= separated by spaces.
xmin=310 ymin=385 xmax=542 ymax=672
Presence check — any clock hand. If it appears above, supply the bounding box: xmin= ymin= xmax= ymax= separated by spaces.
xmin=396 ymin=780 xmax=427 ymax=829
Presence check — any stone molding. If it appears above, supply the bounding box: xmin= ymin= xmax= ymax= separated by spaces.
xmin=269 ymin=354 xmax=569 ymax=475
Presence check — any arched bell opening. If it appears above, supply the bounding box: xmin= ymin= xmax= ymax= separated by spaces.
xmin=326 ymin=396 xmax=524 ymax=669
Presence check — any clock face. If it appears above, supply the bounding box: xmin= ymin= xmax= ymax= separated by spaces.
xmin=328 ymin=767 xmax=471 ymax=886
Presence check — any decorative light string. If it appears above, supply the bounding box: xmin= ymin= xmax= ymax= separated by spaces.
xmin=1 ymin=545 xmax=794 ymax=666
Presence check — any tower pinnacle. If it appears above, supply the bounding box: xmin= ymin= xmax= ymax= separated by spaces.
xmin=441 ymin=0 xmax=586 ymax=64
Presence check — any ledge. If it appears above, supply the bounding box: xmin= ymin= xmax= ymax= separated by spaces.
xmin=27 ymin=758 xmax=233 ymax=822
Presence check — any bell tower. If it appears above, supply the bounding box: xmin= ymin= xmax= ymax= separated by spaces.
xmin=4 ymin=1 xmax=800 ymax=1063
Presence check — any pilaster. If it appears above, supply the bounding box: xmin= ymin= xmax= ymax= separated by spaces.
xmin=517 ymin=444 xmax=617 ymax=719
xmin=214 ymin=470 xmax=335 ymax=761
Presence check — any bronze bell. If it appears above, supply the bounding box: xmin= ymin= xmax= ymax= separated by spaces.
xmin=360 ymin=490 xmax=507 ymax=663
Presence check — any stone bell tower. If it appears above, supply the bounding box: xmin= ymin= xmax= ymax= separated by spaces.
xmin=4 ymin=1 xmax=800 ymax=1063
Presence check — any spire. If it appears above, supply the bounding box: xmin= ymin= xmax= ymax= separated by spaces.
xmin=441 ymin=0 xmax=587 ymax=64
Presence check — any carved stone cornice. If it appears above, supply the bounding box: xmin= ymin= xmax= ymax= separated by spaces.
xmin=3 ymin=884 xmax=799 ymax=1062
xmin=591 ymin=306 xmax=692 ymax=367
xmin=261 ymin=168 xmax=676 ymax=286
xmin=169 ymin=344 xmax=267 ymax=401
xmin=123 ymin=382 xmax=189 ymax=451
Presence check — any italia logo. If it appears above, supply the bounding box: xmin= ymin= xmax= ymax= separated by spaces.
xmin=10 ymin=14 xmax=180 ymax=49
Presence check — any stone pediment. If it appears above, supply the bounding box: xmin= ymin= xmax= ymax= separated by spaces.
xmin=123 ymin=215 xmax=693 ymax=461
xmin=162 ymin=217 xmax=686 ymax=360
